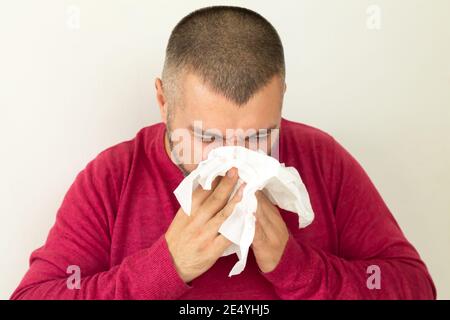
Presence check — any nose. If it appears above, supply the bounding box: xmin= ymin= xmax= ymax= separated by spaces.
xmin=224 ymin=136 xmax=248 ymax=148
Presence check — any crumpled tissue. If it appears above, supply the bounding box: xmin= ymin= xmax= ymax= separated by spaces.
xmin=173 ymin=146 xmax=315 ymax=276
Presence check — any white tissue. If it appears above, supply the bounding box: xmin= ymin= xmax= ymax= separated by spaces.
xmin=173 ymin=146 xmax=315 ymax=276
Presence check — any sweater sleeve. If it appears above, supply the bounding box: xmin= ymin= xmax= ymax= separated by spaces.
xmin=10 ymin=146 xmax=191 ymax=300
xmin=260 ymin=137 xmax=436 ymax=299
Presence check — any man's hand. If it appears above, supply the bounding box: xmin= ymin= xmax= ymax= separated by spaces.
xmin=165 ymin=168 xmax=244 ymax=283
xmin=252 ymin=191 xmax=290 ymax=273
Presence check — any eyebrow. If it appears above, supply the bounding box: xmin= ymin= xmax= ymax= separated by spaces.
xmin=188 ymin=124 xmax=279 ymax=140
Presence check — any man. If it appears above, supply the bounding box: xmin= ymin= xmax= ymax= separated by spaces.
xmin=11 ymin=5 xmax=435 ymax=299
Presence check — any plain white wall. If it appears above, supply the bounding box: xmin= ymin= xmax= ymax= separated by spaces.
xmin=1 ymin=0 xmax=449 ymax=299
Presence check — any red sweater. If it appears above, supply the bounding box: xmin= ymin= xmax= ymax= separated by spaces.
xmin=11 ymin=118 xmax=436 ymax=299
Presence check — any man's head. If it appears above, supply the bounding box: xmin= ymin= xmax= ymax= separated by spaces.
xmin=155 ymin=6 xmax=286 ymax=175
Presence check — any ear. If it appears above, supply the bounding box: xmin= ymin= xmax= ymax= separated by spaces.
xmin=155 ymin=77 xmax=168 ymax=124
xmin=284 ymin=82 xmax=287 ymax=94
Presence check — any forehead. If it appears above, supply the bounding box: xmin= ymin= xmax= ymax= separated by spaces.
xmin=178 ymin=72 xmax=283 ymax=130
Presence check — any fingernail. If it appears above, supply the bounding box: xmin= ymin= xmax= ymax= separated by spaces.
xmin=227 ymin=168 xmax=235 ymax=178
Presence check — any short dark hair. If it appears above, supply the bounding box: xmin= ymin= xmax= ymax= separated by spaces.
xmin=161 ymin=5 xmax=285 ymax=107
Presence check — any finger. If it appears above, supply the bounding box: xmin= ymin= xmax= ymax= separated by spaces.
xmin=195 ymin=168 xmax=239 ymax=225
xmin=211 ymin=234 xmax=233 ymax=256
xmin=173 ymin=206 xmax=190 ymax=226
xmin=252 ymin=217 xmax=268 ymax=247
xmin=255 ymin=191 xmax=287 ymax=238
xmin=191 ymin=176 xmax=222 ymax=212
xmin=199 ymin=183 xmax=245 ymax=241
xmin=257 ymin=191 xmax=285 ymax=222
xmin=255 ymin=191 xmax=274 ymax=229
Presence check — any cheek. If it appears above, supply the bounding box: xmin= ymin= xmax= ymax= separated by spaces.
xmin=200 ymin=142 xmax=216 ymax=161
xmin=182 ymin=163 xmax=198 ymax=174
xmin=188 ymin=138 xmax=214 ymax=164
xmin=264 ymin=138 xmax=272 ymax=154
xmin=201 ymin=146 xmax=209 ymax=161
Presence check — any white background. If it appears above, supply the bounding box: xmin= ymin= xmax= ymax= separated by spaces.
xmin=1 ymin=0 xmax=449 ymax=299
